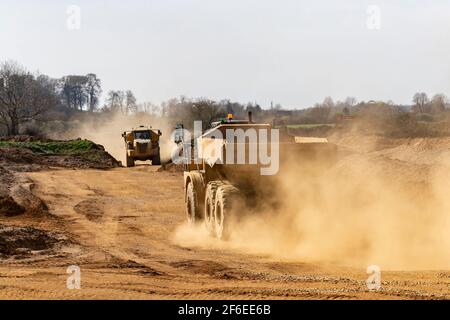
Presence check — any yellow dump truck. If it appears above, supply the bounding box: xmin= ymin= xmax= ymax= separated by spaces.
xmin=122 ymin=126 xmax=162 ymax=167
xmin=181 ymin=113 xmax=337 ymax=239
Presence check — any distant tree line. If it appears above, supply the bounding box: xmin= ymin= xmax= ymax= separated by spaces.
xmin=412 ymin=92 xmax=449 ymax=114
xmin=1 ymin=60 xmax=450 ymax=137
xmin=0 ymin=61 xmax=58 ymax=135
xmin=0 ymin=60 xmax=139 ymax=136
xmin=159 ymin=96 xmax=263 ymax=129
xmin=273 ymin=93 xmax=449 ymax=127
xmin=0 ymin=60 xmax=107 ymax=135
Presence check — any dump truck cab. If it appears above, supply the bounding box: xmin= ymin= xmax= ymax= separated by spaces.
xmin=122 ymin=126 xmax=162 ymax=167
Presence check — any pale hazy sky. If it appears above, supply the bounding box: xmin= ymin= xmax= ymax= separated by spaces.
xmin=1 ymin=0 xmax=449 ymax=108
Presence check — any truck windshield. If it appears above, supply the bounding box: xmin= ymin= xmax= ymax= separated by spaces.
xmin=134 ymin=131 xmax=151 ymax=139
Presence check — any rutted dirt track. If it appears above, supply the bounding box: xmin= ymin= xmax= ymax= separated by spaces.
xmin=0 ymin=165 xmax=448 ymax=299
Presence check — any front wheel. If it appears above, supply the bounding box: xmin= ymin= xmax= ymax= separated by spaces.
xmin=185 ymin=181 xmax=199 ymax=225
xmin=126 ymin=154 xmax=135 ymax=167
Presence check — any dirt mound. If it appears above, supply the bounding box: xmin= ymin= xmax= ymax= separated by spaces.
xmin=374 ymin=137 xmax=450 ymax=166
xmin=9 ymin=178 xmax=49 ymax=216
xmin=0 ymin=165 xmax=49 ymax=218
xmin=0 ymin=137 xmax=120 ymax=170
xmin=0 ymin=224 xmax=68 ymax=259
xmin=330 ymin=133 xmax=450 ymax=168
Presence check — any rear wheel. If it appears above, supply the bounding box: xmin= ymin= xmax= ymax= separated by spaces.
xmin=152 ymin=152 xmax=161 ymax=165
xmin=213 ymin=184 xmax=241 ymax=239
xmin=185 ymin=181 xmax=199 ymax=225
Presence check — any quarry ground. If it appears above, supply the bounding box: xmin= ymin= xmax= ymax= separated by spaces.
xmin=0 ymin=135 xmax=449 ymax=299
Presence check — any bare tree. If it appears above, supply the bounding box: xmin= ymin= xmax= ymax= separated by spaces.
xmin=138 ymin=102 xmax=151 ymax=113
xmin=308 ymin=103 xmax=331 ymax=123
xmin=191 ymin=99 xmax=224 ymax=127
xmin=305 ymin=97 xmax=334 ymax=123
xmin=59 ymin=74 xmax=102 ymax=111
xmin=139 ymin=102 xmax=160 ymax=116
xmin=125 ymin=90 xmax=137 ymax=114
xmin=106 ymin=90 xmax=125 ymax=113
xmin=322 ymin=96 xmax=335 ymax=109
xmin=412 ymin=92 xmax=430 ymax=113
xmin=85 ymin=74 xmax=102 ymax=112
xmin=431 ymin=94 xmax=448 ymax=113
xmin=344 ymin=96 xmax=357 ymax=109
xmin=60 ymin=75 xmax=88 ymax=110
xmin=106 ymin=90 xmax=137 ymax=114
xmin=0 ymin=61 xmax=56 ymax=135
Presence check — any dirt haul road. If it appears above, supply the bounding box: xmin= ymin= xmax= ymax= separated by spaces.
xmin=0 ymin=164 xmax=448 ymax=300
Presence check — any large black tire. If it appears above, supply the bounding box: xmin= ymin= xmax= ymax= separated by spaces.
xmin=213 ymin=184 xmax=241 ymax=239
xmin=152 ymin=152 xmax=161 ymax=165
xmin=185 ymin=181 xmax=200 ymax=225
xmin=204 ymin=182 xmax=221 ymax=236
xmin=126 ymin=154 xmax=135 ymax=167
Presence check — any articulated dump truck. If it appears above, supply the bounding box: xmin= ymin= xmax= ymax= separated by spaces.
xmin=122 ymin=126 xmax=162 ymax=167
xmin=181 ymin=113 xmax=337 ymax=239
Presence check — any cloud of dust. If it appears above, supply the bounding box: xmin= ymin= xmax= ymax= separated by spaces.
xmin=59 ymin=112 xmax=177 ymax=164
xmin=174 ymin=143 xmax=450 ymax=271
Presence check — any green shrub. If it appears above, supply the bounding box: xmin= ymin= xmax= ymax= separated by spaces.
xmin=0 ymin=140 xmax=98 ymax=154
